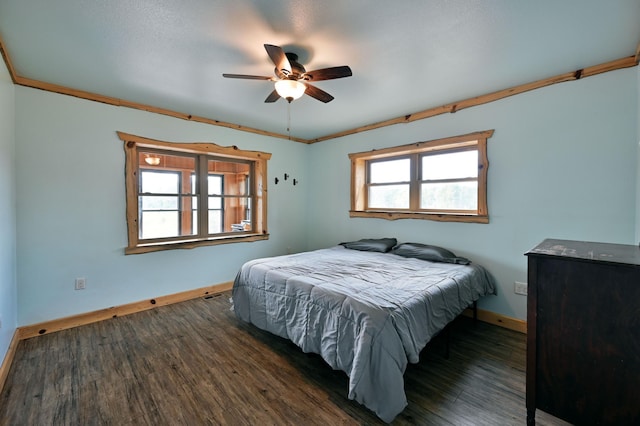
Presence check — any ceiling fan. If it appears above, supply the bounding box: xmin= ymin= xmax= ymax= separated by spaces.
xmin=223 ymin=44 xmax=352 ymax=103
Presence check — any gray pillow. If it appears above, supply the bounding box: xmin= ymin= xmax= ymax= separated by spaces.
xmin=391 ymin=242 xmax=470 ymax=265
xmin=340 ymin=238 xmax=397 ymax=253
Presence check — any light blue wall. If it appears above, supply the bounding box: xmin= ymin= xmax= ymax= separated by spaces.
xmin=15 ymin=87 xmax=308 ymax=325
xmin=0 ymin=56 xmax=17 ymax=362
xmin=11 ymin=66 xmax=640 ymax=326
xmin=306 ymin=69 xmax=638 ymax=320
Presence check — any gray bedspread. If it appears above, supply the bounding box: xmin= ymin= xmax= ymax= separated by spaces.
xmin=232 ymin=246 xmax=496 ymax=422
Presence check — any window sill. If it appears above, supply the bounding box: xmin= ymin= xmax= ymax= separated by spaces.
xmin=349 ymin=210 xmax=489 ymax=224
xmin=125 ymin=233 xmax=269 ymax=255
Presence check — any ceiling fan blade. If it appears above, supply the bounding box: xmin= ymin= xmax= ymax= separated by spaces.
xmin=303 ymin=66 xmax=352 ymax=81
xmin=264 ymin=44 xmax=292 ymax=76
xmin=304 ymin=83 xmax=334 ymax=103
xmin=222 ymin=73 xmax=273 ymax=80
xmin=264 ymin=90 xmax=280 ymax=103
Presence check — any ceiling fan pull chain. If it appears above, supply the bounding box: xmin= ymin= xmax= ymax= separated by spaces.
xmin=287 ymin=102 xmax=292 ymax=139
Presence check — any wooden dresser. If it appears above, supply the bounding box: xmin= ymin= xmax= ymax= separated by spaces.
xmin=525 ymin=239 xmax=640 ymax=425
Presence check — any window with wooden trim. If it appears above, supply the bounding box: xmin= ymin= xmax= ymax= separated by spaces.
xmin=349 ymin=130 xmax=493 ymax=223
xmin=118 ymin=132 xmax=271 ymax=254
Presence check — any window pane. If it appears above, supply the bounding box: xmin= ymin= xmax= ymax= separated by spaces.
xmin=140 ymin=212 xmax=179 ymax=239
xmin=369 ymin=185 xmax=409 ymax=208
xmin=141 ymin=171 xmax=179 ymax=194
xmin=422 ymin=151 xmax=477 ymax=180
xmin=141 ymin=195 xmax=178 ymax=210
xmin=208 ymin=196 xmax=222 ymax=209
xmin=221 ymin=197 xmax=253 ymax=232
xmin=208 ymin=174 xmax=223 ymax=195
xmin=208 ymin=160 xmax=249 ymax=195
xmin=139 ymin=151 xmax=195 ymax=170
xmin=370 ymin=159 xmax=410 ymax=183
xmin=237 ymin=197 xmax=251 ymax=226
xmin=191 ymin=197 xmax=198 ymax=234
xmin=209 ymin=211 xmax=222 ymax=233
xmin=421 ymin=182 xmax=477 ymax=210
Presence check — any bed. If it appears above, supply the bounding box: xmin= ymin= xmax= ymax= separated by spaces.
xmin=231 ymin=239 xmax=497 ymax=422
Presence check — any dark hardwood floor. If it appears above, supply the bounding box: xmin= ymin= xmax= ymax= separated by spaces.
xmin=0 ymin=292 xmax=568 ymax=425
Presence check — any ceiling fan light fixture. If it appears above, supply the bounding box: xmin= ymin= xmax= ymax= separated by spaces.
xmin=144 ymin=154 xmax=161 ymax=166
xmin=275 ymin=79 xmax=306 ymax=102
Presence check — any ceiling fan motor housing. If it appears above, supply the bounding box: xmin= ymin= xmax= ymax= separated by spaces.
xmin=276 ymin=52 xmax=306 ymax=80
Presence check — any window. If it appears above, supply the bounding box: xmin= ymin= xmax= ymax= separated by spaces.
xmin=140 ymin=169 xmax=183 ymax=239
xmin=118 ymin=132 xmax=271 ymax=254
xmin=349 ymin=130 xmax=493 ymax=223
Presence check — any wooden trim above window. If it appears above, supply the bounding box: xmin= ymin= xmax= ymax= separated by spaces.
xmin=348 ymin=130 xmax=493 ymax=161
xmin=118 ymin=132 xmax=271 ymax=161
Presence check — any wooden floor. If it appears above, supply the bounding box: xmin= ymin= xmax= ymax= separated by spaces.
xmin=0 ymin=292 xmax=569 ymax=425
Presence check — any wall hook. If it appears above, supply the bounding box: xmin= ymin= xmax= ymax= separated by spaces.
xmin=274 ymin=177 xmax=279 ymax=184
xmin=293 ymin=179 xmax=298 ymax=186
xmin=284 ymin=173 xmax=289 ymax=181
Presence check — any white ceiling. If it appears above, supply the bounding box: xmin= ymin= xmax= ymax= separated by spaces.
xmin=0 ymin=0 xmax=638 ymax=141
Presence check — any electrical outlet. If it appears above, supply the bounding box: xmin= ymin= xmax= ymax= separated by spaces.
xmin=75 ymin=277 xmax=86 ymax=290
xmin=514 ymin=281 xmax=528 ymax=296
